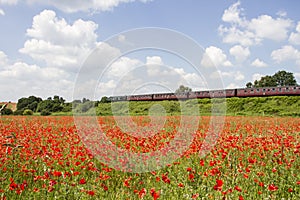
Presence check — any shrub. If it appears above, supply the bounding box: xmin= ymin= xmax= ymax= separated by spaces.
xmin=41 ymin=110 xmax=51 ymax=116
xmin=23 ymin=109 xmax=33 ymax=115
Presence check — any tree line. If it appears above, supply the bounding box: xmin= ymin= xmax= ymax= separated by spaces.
xmin=12 ymin=95 xmax=72 ymax=116
xmin=246 ymin=70 xmax=297 ymax=88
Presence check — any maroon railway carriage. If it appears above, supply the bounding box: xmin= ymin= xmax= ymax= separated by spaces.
xmin=153 ymin=93 xmax=188 ymax=100
xmin=236 ymin=86 xmax=300 ymax=97
xmin=127 ymin=94 xmax=153 ymax=101
xmin=189 ymin=89 xmax=236 ymax=98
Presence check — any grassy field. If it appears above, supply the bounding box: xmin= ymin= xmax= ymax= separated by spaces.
xmin=0 ymin=115 xmax=299 ymax=199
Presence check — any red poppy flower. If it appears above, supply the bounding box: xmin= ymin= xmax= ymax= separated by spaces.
xmin=79 ymin=178 xmax=86 ymax=184
xmin=268 ymin=184 xmax=278 ymax=191
xmin=213 ymin=179 xmax=223 ymax=191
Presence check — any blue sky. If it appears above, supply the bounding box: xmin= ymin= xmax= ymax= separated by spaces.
xmin=0 ymin=0 xmax=300 ymax=101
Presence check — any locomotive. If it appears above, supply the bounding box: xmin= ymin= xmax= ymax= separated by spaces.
xmin=108 ymin=85 xmax=300 ymax=102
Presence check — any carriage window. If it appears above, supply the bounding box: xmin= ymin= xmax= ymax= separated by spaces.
xmin=272 ymin=88 xmax=275 ymax=91
xmin=263 ymin=89 xmax=265 ymax=92
xmin=294 ymin=87 xmax=296 ymax=90
xmin=286 ymin=87 xmax=289 ymax=90
xmin=256 ymin=89 xmax=260 ymax=92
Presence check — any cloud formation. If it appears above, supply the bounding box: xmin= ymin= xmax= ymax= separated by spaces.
xmin=271 ymin=45 xmax=300 ymax=65
xmin=19 ymin=10 xmax=99 ymax=71
xmin=219 ymin=1 xmax=293 ymax=46
xmin=229 ymin=45 xmax=250 ymax=63
xmin=0 ymin=9 xmax=4 ymax=15
xmin=201 ymin=46 xmax=232 ymax=67
xmin=289 ymin=21 xmax=300 ymax=45
xmin=251 ymin=58 xmax=267 ymax=67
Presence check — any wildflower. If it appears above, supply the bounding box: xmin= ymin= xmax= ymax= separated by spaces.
xmin=87 ymin=190 xmax=95 ymax=196
xmin=150 ymin=188 xmax=160 ymax=200
xmin=138 ymin=188 xmax=146 ymax=199
xmin=178 ymin=183 xmax=184 ymax=188
xmin=235 ymin=186 xmax=242 ymax=192
xmin=268 ymin=184 xmax=278 ymax=191
xmin=213 ymin=179 xmax=223 ymax=191
xmin=79 ymin=178 xmax=86 ymax=184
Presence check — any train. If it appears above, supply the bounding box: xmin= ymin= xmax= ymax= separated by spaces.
xmin=108 ymin=85 xmax=300 ymax=102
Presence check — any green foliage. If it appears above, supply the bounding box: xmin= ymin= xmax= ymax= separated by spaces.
xmin=175 ymin=85 xmax=192 ymax=93
xmin=15 ymin=95 xmax=71 ymax=115
xmin=100 ymin=96 xmax=110 ymax=103
xmin=246 ymin=82 xmax=253 ymax=88
xmin=249 ymin=70 xmax=297 ymax=88
xmin=23 ymin=109 xmax=33 ymax=115
xmin=273 ymin=70 xmax=297 ymax=86
xmin=16 ymin=96 xmax=42 ymax=113
xmin=73 ymin=101 xmax=95 ymax=113
xmin=40 ymin=110 xmax=51 ymax=116
xmin=0 ymin=108 xmax=13 ymax=115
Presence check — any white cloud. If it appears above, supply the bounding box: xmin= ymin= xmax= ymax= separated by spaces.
xmin=219 ymin=2 xmax=293 ymax=46
xmin=26 ymin=0 xmax=152 ymax=13
xmin=0 ymin=9 xmax=4 ymax=16
xmin=221 ymin=71 xmax=245 ymax=81
xmin=118 ymin=34 xmax=126 ymax=42
xmin=201 ymin=46 xmax=232 ymax=67
xmin=222 ymin=1 xmax=245 ymax=26
xmin=0 ymin=51 xmax=8 ymax=66
xmin=276 ymin=10 xmax=287 ymax=18
xmin=226 ymin=83 xmax=242 ymax=89
xmin=19 ymin=10 xmax=99 ymax=71
xmin=108 ymin=56 xmax=142 ymax=77
xmin=0 ymin=62 xmax=67 ymax=81
xmin=248 ymin=15 xmax=292 ymax=41
xmin=218 ymin=26 xmax=257 ymax=46
xmin=26 ymin=10 xmax=98 ymax=47
xmin=289 ymin=22 xmax=300 ymax=45
xmin=146 ymin=56 xmax=163 ymax=65
xmin=229 ymin=45 xmax=250 ymax=62
xmin=295 ymin=72 xmax=300 ymax=81
xmin=0 ymin=60 xmax=74 ymax=101
xmin=251 ymin=58 xmax=267 ymax=67
xmin=252 ymin=73 xmax=264 ymax=82
xmin=271 ymin=45 xmax=300 ymax=65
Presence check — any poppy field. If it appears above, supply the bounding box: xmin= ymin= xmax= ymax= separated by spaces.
xmin=0 ymin=115 xmax=300 ymax=199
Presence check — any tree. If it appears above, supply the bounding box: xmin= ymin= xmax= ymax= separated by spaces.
xmin=175 ymin=85 xmax=192 ymax=93
xmin=41 ymin=110 xmax=51 ymax=116
xmin=2 ymin=108 xmax=13 ymax=115
xmin=254 ymin=75 xmax=277 ymax=87
xmin=100 ymin=96 xmax=110 ymax=103
xmin=246 ymin=82 xmax=253 ymax=88
xmin=16 ymin=96 xmax=42 ymax=113
xmin=273 ymin=70 xmax=297 ymax=86
xmin=248 ymin=70 xmax=298 ymax=88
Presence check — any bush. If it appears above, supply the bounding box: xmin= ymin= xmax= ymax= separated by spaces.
xmin=23 ymin=109 xmax=33 ymax=115
xmin=13 ymin=110 xmax=24 ymax=115
xmin=1 ymin=108 xmax=13 ymax=115
xmin=41 ymin=110 xmax=51 ymax=116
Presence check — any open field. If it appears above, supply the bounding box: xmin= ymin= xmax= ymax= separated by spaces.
xmin=0 ymin=116 xmax=299 ymax=199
